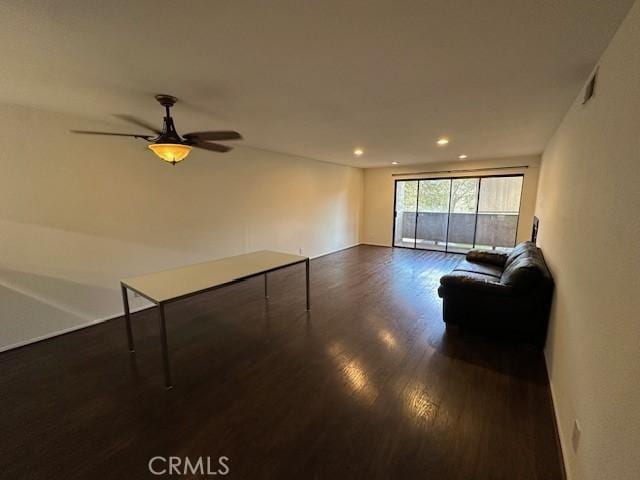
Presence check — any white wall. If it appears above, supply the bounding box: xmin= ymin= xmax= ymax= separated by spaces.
xmin=361 ymin=155 xmax=540 ymax=247
xmin=0 ymin=103 xmax=363 ymax=350
xmin=535 ymin=2 xmax=640 ymax=479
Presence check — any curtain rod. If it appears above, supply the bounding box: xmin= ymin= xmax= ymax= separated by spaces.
xmin=391 ymin=165 xmax=529 ymax=177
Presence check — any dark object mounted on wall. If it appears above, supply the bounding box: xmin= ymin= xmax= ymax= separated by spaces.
xmin=532 ymin=216 xmax=539 ymax=244
xmin=583 ymin=67 xmax=598 ymax=104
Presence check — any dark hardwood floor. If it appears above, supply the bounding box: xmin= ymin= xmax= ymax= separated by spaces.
xmin=0 ymin=245 xmax=564 ymax=479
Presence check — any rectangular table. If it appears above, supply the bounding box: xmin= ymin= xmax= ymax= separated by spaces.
xmin=120 ymin=250 xmax=310 ymax=388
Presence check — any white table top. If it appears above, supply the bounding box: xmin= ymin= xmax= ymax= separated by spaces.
xmin=122 ymin=250 xmax=307 ymax=303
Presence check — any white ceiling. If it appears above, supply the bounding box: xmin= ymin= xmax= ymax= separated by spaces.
xmin=0 ymin=0 xmax=633 ymax=167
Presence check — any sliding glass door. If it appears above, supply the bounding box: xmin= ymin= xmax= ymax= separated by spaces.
xmin=393 ymin=175 xmax=523 ymax=253
xmin=393 ymin=180 xmax=418 ymax=248
xmin=446 ymin=178 xmax=480 ymax=253
xmin=415 ymin=179 xmax=450 ymax=251
xmin=475 ymin=176 xmax=523 ymax=251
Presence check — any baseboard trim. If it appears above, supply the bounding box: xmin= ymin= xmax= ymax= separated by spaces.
xmin=0 ymin=304 xmax=154 ymax=354
xmin=0 ymin=243 xmax=363 ymax=354
xmin=547 ymin=371 xmax=569 ymax=480
xmin=360 ymin=242 xmax=470 ymax=257
xmin=311 ymin=243 xmax=362 ymax=259
xmin=360 ymin=242 xmax=392 ymax=248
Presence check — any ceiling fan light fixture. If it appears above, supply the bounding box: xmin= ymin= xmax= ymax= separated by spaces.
xmin=71 ymin=94 xmax=241 ymax=164
xmin=148 ymin=143 xmax=192 ymax=164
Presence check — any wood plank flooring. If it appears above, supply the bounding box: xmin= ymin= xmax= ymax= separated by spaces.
xmin=0 ymin=245 xmax=564 ymax=479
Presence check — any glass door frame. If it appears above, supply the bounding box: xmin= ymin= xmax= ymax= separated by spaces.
xmin=391 ymin=173 xmax=524 ymax=254
xmin=415 ymin=178 xmax=452 ymax=252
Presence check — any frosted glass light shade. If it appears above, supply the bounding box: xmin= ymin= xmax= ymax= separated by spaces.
xmin=148 ymin=143 xmax=192 ymax=164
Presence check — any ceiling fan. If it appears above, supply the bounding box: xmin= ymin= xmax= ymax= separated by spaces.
xmin=71 ymin=94 xmax=242 ymax=164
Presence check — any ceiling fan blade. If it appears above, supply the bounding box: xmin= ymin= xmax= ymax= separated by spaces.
xmin=182 ymin=131 xmax=242 ymax=141
xmin=114 ymin=114 xmax=162 ymax=134
xmin=70 ymin=130 xmax=153 ymax=140
xmin=187 ymin=141 xmax=232 ymax=153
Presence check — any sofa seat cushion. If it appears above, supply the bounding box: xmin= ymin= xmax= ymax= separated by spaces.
xmin=439 ymin=271 xmax=514 ymax=296
xmin=454 ymin=259 xmax=503 ymax=279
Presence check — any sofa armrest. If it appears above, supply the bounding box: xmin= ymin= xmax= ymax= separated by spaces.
xmin=438 ymin=271 xmax=514 ymax=297
xmin=466 ymin=249 xmax=508 ymax=267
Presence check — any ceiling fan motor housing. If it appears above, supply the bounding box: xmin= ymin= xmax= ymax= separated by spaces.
xmin=154 ymin=95 xmax=183 ymax=144
xmin=155 ymin=94 xmax=177 ymax=107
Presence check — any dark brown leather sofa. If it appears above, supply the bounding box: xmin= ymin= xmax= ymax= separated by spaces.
xmin=438 ymin=241 xmax=554 ymax=345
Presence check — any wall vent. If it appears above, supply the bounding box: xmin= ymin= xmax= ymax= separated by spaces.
xmin=583 ymin=67 xmax=598 ymax=104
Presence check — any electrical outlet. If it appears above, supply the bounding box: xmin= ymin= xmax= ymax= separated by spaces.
xmin=572 ymin=420 xmax=581 ymax=452
xmin=299 ymin=247 xmax=303 ymax=255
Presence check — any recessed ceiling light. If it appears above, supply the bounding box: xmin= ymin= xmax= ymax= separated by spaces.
xmin=458 ymin=154 xmax=468 ymax=159
xmin=353 ymin=148 xmax=364 ymax=156
xmin=391 ymin=161 xmax=399 ymax=165
xmin=436 ymin=137 xmax=450 ymax=146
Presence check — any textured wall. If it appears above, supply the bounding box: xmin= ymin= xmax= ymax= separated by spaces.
xmin=535 ymin=2 xmax=640 ymax=478
xmin=0 ymin=103 xmax=363 ymax=350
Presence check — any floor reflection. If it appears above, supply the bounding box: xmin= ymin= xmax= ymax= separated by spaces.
xmin=401 ymin=380 xmax=438 ymax=427
xmin=327 ymin=341 xmax=378 ymax=406
xmin=377 ymin=329 xmax=398 ymax=350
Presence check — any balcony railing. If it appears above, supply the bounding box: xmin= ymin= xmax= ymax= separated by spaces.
xmin=395 ymin=211 xmax=518 ymax=249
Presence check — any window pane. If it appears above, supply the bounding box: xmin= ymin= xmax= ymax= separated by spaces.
xmin=446 ymin=178 xmax=479 ymax=253
xmin=393 ymin=181 xmax=418 ymax=247
xmin=415 ymin=179 xmax=451 ymax=251
xmin=475 ymin=176 xmax=523 ymax=250
xmin=477 ymin=176 xmax=523 ymax=213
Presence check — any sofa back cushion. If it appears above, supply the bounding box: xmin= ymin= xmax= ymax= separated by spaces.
xmin=501 ymin=242 xmax=551 ymax=289
xmin=505 ymin=241 xmax=538 ymax=268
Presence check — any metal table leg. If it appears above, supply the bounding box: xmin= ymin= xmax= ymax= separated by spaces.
xmin=305 ymin=259 xmax=310 ymax=311
xmin=121 ymin=284 xmax=135 ymax=352
xmin=158 ymin=303 xmax=173 ymax=389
